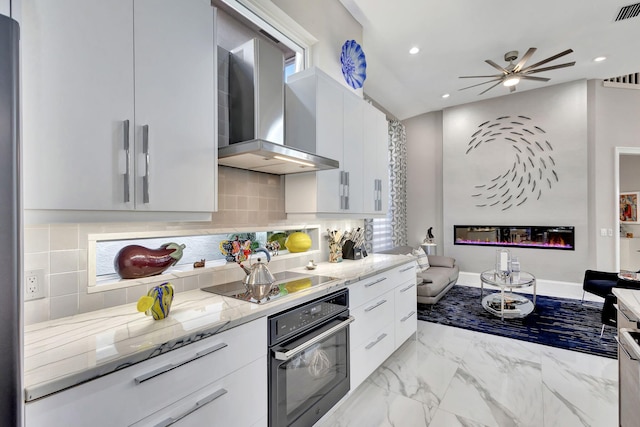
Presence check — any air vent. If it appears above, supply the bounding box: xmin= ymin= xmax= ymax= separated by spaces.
xmin=605 ymin=73 xmax=640 ymax=84
xmin=603 ymin=73 xmax=640 ymax=90
xmin=615 ymin=3 xmax=640 ymax=21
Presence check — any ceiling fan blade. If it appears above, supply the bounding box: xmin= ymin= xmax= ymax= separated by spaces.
xmin=525 ymin=62 xmax=576 ymax=74
xmin=478 ymin=81 xmax=503 ymax=95
xmin=519 ymin=75 xmax=551 ymax=82
xmin=459 ymin=74 xmax=503 ymax=79
xmin=485 ymin=59 xmax=508 ymax=74
xmin=514 ymin=47 xmax=537 ymax=72
xmin=510 ymin=85 xmax=517 ymax=93
xmin=520 ymin=49 xmax=574 ymax=73
xmin=459 ymin=78 xmax=502 ymax=91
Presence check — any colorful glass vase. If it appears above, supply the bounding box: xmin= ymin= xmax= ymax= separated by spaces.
xmin=142 ymin=282 xmax=174 ymax=320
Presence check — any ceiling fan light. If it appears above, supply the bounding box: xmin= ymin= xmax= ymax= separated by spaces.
xmin=503 ymin=76 xmax=520 ymax=87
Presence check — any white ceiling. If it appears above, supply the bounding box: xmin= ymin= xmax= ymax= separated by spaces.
xmin=339 ymin=0 xmax=640 ymax=120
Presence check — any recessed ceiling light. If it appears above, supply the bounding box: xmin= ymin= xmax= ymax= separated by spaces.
xmin=409 ymin=47 xmax=420 ymax=55
xmin=594 ymin=56 xmax=607 ymax=62
xmin=441 ymin=93 xmax=450 ymax=99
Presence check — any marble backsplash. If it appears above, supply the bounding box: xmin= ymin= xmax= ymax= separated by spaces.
xmin=23 ymin=166 xmax=361 ymax=325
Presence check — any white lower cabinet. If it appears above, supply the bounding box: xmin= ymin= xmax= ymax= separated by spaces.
xmin=350 ymin=289 xmax=395 ymax=349
xmin=349 ymin=262 xmax=417 ymax=390
xmin=25 ymin=317 xmax=267 ymax=427
xmin=350 ymin=323 xmax=395 ymax=389
xmin=395 ymin=279 xmax=418 ymax=347
xmin=132 ymin=357 xmax=266 ymax=427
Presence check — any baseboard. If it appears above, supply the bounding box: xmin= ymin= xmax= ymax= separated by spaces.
xmin=458 ymin=271 xmax=602 ymax=302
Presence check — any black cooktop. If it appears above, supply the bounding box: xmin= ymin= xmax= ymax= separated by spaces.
xmin=200 ymin=271 xmax=338 ymax=304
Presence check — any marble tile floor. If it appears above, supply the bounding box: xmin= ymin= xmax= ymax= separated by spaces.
xmin=318 ymin=320 xmax=618 ymax=427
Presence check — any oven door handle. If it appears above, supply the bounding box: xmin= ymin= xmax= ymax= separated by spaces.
xmin=274 ymin=316 xmax=355 ymax=361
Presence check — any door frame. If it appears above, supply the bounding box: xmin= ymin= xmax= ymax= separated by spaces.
xmin=615 ymin=147 xmax=640 ymax=270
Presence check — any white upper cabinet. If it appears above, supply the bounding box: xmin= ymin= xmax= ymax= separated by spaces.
xmin=342 ymin=92 xmax=364 ymax=213
xmin=22 ymin=0 xmax=216 ymax=214
xmin=362 ymin=102 xmax=389 ymax=215
xmin=284 ymin=67 xmax=387 ymax=216
xmin=133 ymin=0 xmax=215 ymax=212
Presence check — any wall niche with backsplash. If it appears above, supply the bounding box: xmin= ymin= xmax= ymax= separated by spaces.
xmin=89 ymin=225 xmax=322 ymax=292
xmin=23 ymin=164 xmax=362 ymax=324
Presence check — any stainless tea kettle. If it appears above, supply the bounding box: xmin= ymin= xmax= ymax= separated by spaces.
xmin=239 ymin=247 xmax=276 ymax=301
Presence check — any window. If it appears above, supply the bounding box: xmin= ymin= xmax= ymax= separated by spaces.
xmin=370 ymin=216 xmax=394 ymax=253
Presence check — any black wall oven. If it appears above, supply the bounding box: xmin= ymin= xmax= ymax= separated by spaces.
xmin=268 ymin=289 xmax=352 ymax=427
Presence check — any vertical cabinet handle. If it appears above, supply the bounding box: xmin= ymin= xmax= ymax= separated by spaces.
xmin=345 ymin=171 xmax=350 ymax=210
xmin=339 ymin=171 xmax=345 ymax=209
xmin=123 ymin=120 xmax=131 ymax=203
xmin=142 ymin=124 xmax=150 ymax=204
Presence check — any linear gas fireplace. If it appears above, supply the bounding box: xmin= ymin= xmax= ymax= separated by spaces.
xmin=454 ymin=225 xmax=575 ymax=250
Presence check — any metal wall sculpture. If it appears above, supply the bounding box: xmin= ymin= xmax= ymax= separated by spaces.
xmin=465 ymin=115 xmax=558 ymax=211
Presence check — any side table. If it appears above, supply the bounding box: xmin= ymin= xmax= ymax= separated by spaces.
xmin=480 ymin=270 xmax=536 ymax=320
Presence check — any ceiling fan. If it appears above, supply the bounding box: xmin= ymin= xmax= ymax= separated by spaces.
xmin=459 ymin=48 xmax=575 ymax=95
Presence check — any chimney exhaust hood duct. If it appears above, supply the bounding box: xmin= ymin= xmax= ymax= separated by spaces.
xmin=218 ymin=38 xmax=339 ymax=175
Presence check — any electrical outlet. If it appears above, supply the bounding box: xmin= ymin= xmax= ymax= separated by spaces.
xmin=24 ymin=269 xmax=45 ymax=301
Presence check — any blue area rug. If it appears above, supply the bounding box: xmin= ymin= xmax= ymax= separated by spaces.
xmin=417 ymin=285 xmax=617 ymax=359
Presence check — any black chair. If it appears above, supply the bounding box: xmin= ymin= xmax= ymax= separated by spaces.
xmin=600 ymin=294 xmax=618 ymax=337
xmin=584 ymin=270 xmax=640 ymax=336
xmin=582 ymin=269 xmax=618 ymax=302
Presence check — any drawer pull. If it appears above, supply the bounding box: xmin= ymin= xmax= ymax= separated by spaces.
xmin=400 ymin=311 xmax=416 ymax=322
xmin=617 ymin=335 xmax=637 ymax=361
xmin=399 ymin=283 xmax=415 ymax=293
xmin=399 ymin=265 xmax=415 ymax=273
xmin=364 ymin=299 xmax=387 ymax=312
xmin=274 ymin=316 xmax=354 ymax=361
xmin=619 ymin=305 xmax=638 ymax=323
xmin=134 ymin=342 xmax=228 ymax=384
xmin=154 ymin=388 xmax=228 ymax=427
xmin=365 ymin=333 xmax=388 ymax=350
xmin=364 ymin=277 xmax=387 ymax=288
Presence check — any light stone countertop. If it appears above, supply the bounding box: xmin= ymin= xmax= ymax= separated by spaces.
xmin=613 ymin=287 xmax=640 ymax=320
xmin=24 ymin=253 xmax=414 ymax=402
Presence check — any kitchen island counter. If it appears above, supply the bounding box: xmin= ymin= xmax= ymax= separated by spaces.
xmin=24 ymin=253 xmax=414 ymax=402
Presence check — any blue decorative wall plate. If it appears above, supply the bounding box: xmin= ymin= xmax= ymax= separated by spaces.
xmin=340 ymin=40 xmax=367 ymax=89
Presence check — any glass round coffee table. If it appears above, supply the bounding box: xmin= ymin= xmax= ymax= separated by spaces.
xmin=480 ymin=270 xmax=536 ymax=320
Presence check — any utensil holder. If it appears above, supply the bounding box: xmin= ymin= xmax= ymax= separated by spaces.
xmin=342 ymin=240 xmax=363 ymax=260
xmin=328 ymin=242 xmax=342 ymax=263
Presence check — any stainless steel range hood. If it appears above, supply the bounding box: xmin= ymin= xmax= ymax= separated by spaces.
xmin=218 ymin=38 xmax=339 ymax=175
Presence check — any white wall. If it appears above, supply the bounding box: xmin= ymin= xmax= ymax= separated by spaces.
xmin=592 ymin=82 xmax=640 ymax=270
xmin=404 ymin=80 xmax=640 ymax=282
xmin=404 ymin=111 xmax=443 ymax=252
xmin=443 ymin=81 xmax=588 ymax=282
